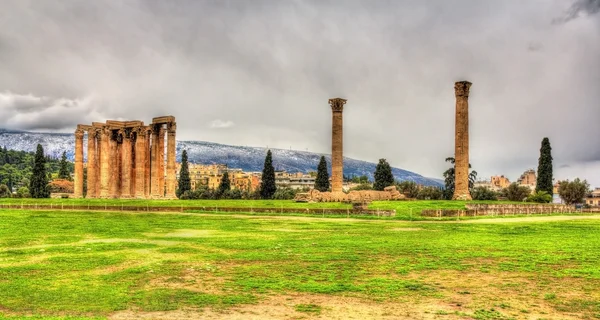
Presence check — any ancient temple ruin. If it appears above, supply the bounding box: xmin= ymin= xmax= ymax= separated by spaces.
xmin=73 ymin=116 xmax=177 ymax=199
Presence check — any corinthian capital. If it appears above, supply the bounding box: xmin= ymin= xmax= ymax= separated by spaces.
xmin=328 ymin=98 xmax=347 ymax=113
xmin=75 ymin=128 xmax=85 ymax=139
xmin=454 ymin=81 xmax=472 ymax=97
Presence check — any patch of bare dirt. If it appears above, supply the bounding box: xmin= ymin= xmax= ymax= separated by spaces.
xmin=389 ymin=227 xmax=424 ymax=231
xmin=147 ymin=265 xmax=226 ymax=294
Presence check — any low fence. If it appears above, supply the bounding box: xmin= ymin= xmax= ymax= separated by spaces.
xmin=422 ymin=204 xmax=576 ymax=217
xmin=0 ymin=203 xmax=396 ymax=217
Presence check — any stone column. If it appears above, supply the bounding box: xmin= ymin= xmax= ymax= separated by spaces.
xmin=151 ymin=125 xmax=161 ymax=198
xmin=99 ymin=127 xmax=110 ymax=198
xmin=158 ymin=126 xmax=166 ymax=197
xmin=109 ymin=130 xmax=119 ymax=198
xmin=165 ymin=122 xmax=177 ymax=199
xmin=329 ymin=98 xmax=347 ymax=193
xmin=120 ymin=129 xmax=132 ymax=198
xmin=86 ymin=128 xmax=97 ymax=198
xmin=74 ymin=128 xmax=85 ymax=198
xmin=452 ymin=81 xmax=473 ymax=200
xmin=144 ymin=127 xmax=151 ymax=198
xmin=134 ymin=128 xmax=147 ymax=199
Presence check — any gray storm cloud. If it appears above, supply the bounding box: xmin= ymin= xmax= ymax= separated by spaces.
xmin=0 ymin=0 xmax=598 ymax=185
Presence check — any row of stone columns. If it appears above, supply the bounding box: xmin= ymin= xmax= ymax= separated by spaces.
xmin=73 ymin=118 xmax=177 ymax=199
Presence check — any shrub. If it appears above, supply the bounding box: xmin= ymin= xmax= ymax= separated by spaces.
xmin=396 ymin=181 xmax=419 ymax=198
xmin=417 ymin=186 xmax=443 ymax=200
xmin=272 ymin=187 xmax=297 ymax=200
xmin=501 ymin=183 xmax=532 ymax=202
xmin=0 ymin=184 xmax=11 ymax=198
xmin=15 ymin=186 xmax=30 ymax=198
xmin=526 ymin=191 xmax=552 ymax=203
xmin=471 ymin=187 xmax=498 ymax=201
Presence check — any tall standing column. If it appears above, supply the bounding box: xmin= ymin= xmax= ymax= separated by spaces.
xmin=134 ymin=128 xmax=147 ymax=199
xmin=151 ymin=125 xmax=161 ymax=198
xmin=452 ymin=81 xmax=473 ymax=201
xmin=74 ymin=128 xmax=85 ymax=198
xmin=86 ymin=129 xmax=97 ymax=198
xmin=158 ymin=126 xmax=166 ymax=197
xmin=328 ymin=98 xmax=347 ymax=193
xmin=108 ymin=130 xmax=119 ymax=198
xmin=120 ymin=130 xmax=132 ymax=198
xmin=99 ymin=127 xmax=110 ymax=198
xmin=144 ymin=128 xmax=151 ymax=198
xmin=165 ymin=122 xmax=177 ymax=199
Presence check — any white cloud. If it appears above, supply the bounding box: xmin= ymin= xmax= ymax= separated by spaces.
xmin=209 ymin=119 xmax=235 ymax=129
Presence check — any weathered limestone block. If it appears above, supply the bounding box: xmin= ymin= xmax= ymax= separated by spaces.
xmin=295 ymin=186 xmax=406 ymax=203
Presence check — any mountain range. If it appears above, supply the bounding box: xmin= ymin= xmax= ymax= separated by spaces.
xmin=0 ymin=129 xmax=443 ymax=186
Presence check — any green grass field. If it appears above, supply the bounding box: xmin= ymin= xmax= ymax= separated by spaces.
xmin=0 ymin=209 xmax=599 ymax=319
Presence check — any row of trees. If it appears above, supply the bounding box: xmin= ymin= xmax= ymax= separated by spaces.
xmin=177 ymin=149 xmax=298 ymax=200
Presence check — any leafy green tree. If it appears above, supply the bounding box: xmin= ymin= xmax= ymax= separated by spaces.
xmin=535 ymin=137 xmax=553 ymax=196
xmin=29 ymin=144 xmax=50 ymax=198
xmin=58 ymin=151 xmax=71 ymax=180
xmin=260 ymin=150 xmax=277 ymax=199
xmin=351 ymin=175 xmax=370 ymax=184
xmin=396 ymin=181 xmax=419 ymax=198
xmin=217 ymin=171 xmax=231 ymax=196
xmin=374 ymin=158 xmax=394 ymax=191
xmin=526 ymin=191 xmax=553 ymax=203
xmin=177 ymin=150 xmax=191 ymax=198
xmin=471 ymin=187 xmax=498 ymax=201
xmin=501 ymin=183 xmax=531 ymax=202
xmin=443 ymin=157 xmax=478 ymax=200
xmin=558 ymin=178 xmax=589 ymax=205
xmin=314 ymin=156 xmax=330 ymax=192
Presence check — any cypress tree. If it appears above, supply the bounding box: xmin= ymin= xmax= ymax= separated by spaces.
xmin=58 ymin=151 xmax=71 ymax=180
xmin=374 ymin=158 xmax=394 ymax=191
xmin=536 ymin=137 xmax=553 ymax=196
xmin=218 ymin=171 xmax=231 ymax=195
xmin=30 ymin=144 xmax=50 ymax=198
xmin=314 ymin=156 xmax=330 ymax=192
xmin=177 ymin=150 xmax=191 ymax=198
xmin=260 ymin=150 xmax=277 ymax=199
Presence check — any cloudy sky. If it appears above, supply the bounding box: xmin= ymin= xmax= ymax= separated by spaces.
xmin=0 ymin=0 xmax=599 ymax=184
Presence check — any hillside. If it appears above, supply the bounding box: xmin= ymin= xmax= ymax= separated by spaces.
xmin=0 ymin=129 xmax=443 ymax=186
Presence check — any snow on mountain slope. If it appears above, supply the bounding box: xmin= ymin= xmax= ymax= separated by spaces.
xmin=0 ymin=129 xmax=443 ymax=186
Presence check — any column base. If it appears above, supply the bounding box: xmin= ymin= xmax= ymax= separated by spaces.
xmin=452 ymin=193 xmax=472 ymax=201
xmin=164 ymin=194 xmax=177 ymax=200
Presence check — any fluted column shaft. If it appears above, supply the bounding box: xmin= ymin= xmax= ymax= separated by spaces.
xmin=144 ymin=128 xmax=151 ymax=198
xmin=158 ymin=127 xmax=166 ymax=197
xmin=120 ymin=130 xmax=132 ymax=198
xmin=74 ymin=128 xmax=84 ymax=198
xmin=86 ymin=129 xmax=97 ymax=198
xmin=108 ymin=132 xmax=119 ymax=198
xmin=329 ymin=98 xmax=347 ymax=193
xmin=134 ymin=129 xmax=147 ymax=199
xmin=165 ymin=122 xmax=177 ymax=199
xmin=452 ymin=81 xmax=473 ymax=201
xmin=99 ymin=128 xmax=110 ymax=198
xmin=151 ymin=126 xmax=161 ymax=197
